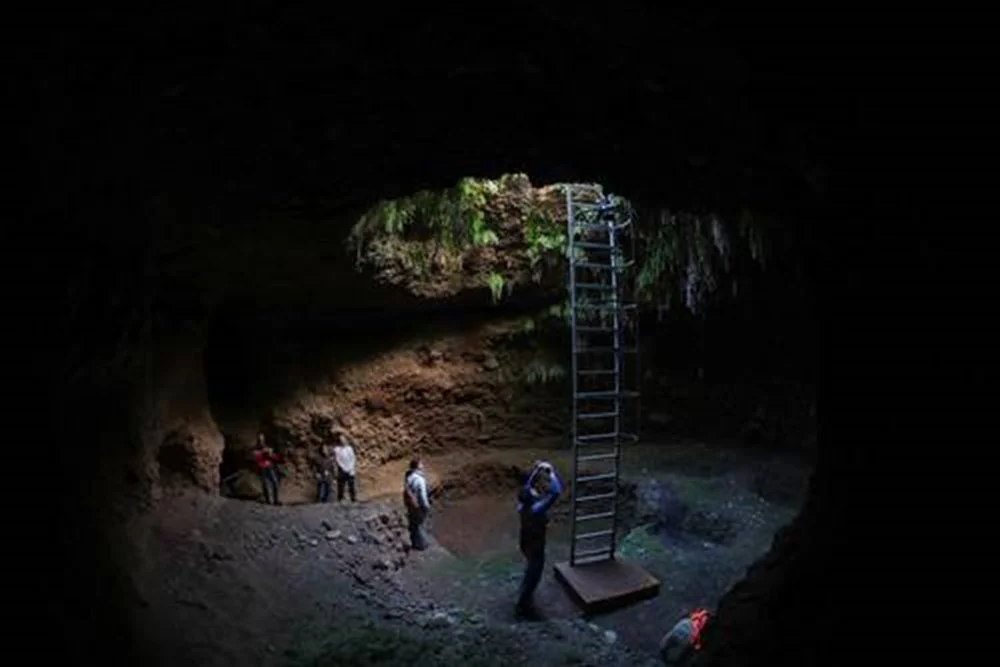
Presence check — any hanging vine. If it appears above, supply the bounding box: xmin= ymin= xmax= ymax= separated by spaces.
xmin=634 ymin=206 xmax=771 ymax=315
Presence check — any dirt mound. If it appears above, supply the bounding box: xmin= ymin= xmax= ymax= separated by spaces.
xmin=631 ymin=478 xmax=689 ymax=535
xmin=131 ymin=493 xmax=433 ymax=664
xmin=433 ymin=460 xmax=526 ymax=501
xmin=683 ymin=509 xmax=739 ymax=545
xmin=628 ymin=477 xmax=739 ymax=545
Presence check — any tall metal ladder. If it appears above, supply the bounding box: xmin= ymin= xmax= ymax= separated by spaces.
xmin=566 ymin=185 xmax=641 ymax=566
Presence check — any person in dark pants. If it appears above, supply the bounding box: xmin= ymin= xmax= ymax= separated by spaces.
xmin=253 ymin=433 xmax=282 ymax=505
xmin=333 ymin=431 xmax=357 ymax=502
xmin=314 ymin=444 xmax=334 ymax=503
xmin=516 ymin=460 xmax=562 ymax=619
xmin=403 ymin=458 xmax=430 ymax=550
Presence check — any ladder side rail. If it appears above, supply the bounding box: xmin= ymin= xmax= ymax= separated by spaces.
xmin=566 ymin=185 xmax=580 ymax=565
xmin=608 ymin=209 xmax=622 ymax=558
xmin=629 ymin=203 xmax=642 ymax=442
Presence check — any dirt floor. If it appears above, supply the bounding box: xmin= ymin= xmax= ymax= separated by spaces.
xmin=402 ymin=440 xmax=808 ymax=656
xmin=130 ymin=438 xmax=808 ymax=666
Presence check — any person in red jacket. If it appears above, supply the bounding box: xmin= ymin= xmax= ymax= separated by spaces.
xmin=659 ymin=608 xmax=711 ymax=665
xmin=253 ymin=433 xmax=282 ymax=505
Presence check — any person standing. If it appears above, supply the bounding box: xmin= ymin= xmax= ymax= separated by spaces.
xmin=515 ymin=460 xmax=562 ymax=619
xmin=333 ymin=431 xmax=357 ymax=502
xmin=403 ymin=458 xmax=431 ymax=550
xmin=314 ymin=444 xmax=334 ymax=503
xmin=253 ymin=433 xmax=282 ymax=505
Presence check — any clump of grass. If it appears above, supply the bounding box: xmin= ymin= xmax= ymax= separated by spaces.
xmin=433 ymin=551 xmax=521 ymax=581
xmin=667 ymin=474 xmax=729 ymax=509
xmin=617 ymin=524 xmax=670 ymax=560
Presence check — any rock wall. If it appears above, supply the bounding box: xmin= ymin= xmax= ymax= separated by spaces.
xmin=209 ymin=316 xmax=569 ymax=504
xmin=690 ymin=479 xmax=834 ymax=666
xmin=135 ymin=324 xmax=225 ymax=498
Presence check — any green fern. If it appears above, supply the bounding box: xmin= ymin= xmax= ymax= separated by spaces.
xmin=349 ymin=176 xmax=500 ymax=254
xmin=469 ymin=210 xmax=499 ymax=246
xmin=523 ymin=209 xmax=564 ymax=266
xmin=485 ymin=272 xmax=505 ymax=304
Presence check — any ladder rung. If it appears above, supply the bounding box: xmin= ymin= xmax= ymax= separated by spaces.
xmin=575 ymin=282 xmax=616 ymax=290
xmin=573 ymin=552 xmax=615 ymax=565
xmin=576 ymin=391 xmax=616 ymax=398
xmin=576 ymin=439 xmax=619 ymax=448
xmin=576 ymin=347 xmax=637 ymax=353
xmin=576 ymin=326 xmax=614 ymax=333
xmin=574 ymin=215 xmax=633 ymax=226
xmin=573 ymin=241 xmax=613 ymax=250
xmin=576 ymin=391 xmax=639 ymax=400
xmin=575 ymin=511 xmax=615 ymax=523
xmin=578 ymin=370 xmax=614 ymax=376
xmin=575 ymin=529 xmax=614 ymax=541
xmin=573 ymin=221 xmax=633 ymax=232
xmin=582 ymin=433 xmax=637 ymax=444
xmin=573 ymin=222 xmax=613 ymax=232
xmin=577 ymin=411 xmax=618 ymax=419
xmin=577 ymin=432 xmax=617 ymax=441
xmin=577 ymin=473 xmax=616 ymax=484
xmin=577 ymin=452 xmax=618 ymax=463
xmin=573 ymin=546 xmax=613 ymax=559
xmin=575 ymin=303 xmax=629 ymax=310
xmin=574 ymin=261 xmax=635 ymax=271
xmin=576 ymin=491 xmax=617 ymax=502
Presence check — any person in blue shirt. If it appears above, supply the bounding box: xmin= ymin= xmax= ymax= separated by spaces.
xmin=515 ymin=460 xmax=562 ymax=619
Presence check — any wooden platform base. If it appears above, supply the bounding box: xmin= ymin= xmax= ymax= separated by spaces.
xmin=553 ymin=558 xmax=661 ymax=615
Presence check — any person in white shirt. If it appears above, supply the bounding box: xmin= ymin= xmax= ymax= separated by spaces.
xmin=404 ymin=458 xmax=431 ymax=550
xmin=332 ymin=430 xmax=357 ymax=502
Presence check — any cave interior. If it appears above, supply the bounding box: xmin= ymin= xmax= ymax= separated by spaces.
xmin=22 ymin=6 xmax=972 ymax=666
